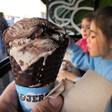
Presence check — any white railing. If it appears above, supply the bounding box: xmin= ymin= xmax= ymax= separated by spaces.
xmin=48 ymin=0 xmax=94 ymax=34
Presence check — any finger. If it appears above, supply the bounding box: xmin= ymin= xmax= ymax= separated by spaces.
xmin=56 ymin=77 xmax=61 ymax=82
xmin=0 ymin=81 xmax=18 ymax=108
xmin=31 ymin=95 xmax=63 ymax=112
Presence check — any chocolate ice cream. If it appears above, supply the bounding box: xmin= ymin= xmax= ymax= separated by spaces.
xmin=3 ymin=17 xmax=68 ymax=87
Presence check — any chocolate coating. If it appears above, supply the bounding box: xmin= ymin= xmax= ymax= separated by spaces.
xmin=3 ymin=17 xmax=68 ymax=87
xmin=3 ymin=17 xmax=65 ymax=45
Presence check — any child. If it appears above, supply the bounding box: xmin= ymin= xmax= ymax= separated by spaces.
xmin=65 ymin=6 xmax=112 ymax=111
xmin=76 ymin=12 xmax=94 ymax=53
xmin=57 ymin=12 xmax=94 ymax=82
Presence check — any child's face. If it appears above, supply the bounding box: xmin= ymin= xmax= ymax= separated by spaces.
xmin=87 ymin=21 xmax=110 ymax=59
xmin=81 ymin=18 xmax=91 ymax=39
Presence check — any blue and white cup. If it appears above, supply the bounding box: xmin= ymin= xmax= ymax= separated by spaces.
xmin=16 ymin=84 xmax=54 ymax=112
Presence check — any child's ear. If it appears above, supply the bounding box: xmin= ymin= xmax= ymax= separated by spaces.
xmin=110 ymin=43 xmax=112 ymax=49
xmin=109 ymin=40 xmax=112 ymax=49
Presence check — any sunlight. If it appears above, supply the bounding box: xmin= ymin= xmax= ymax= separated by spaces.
xmin=0 ymin=0 xmax=46 ymax=18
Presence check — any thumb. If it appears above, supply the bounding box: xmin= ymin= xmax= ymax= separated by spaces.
xmin=31 ymin=95 xmax=63 ymax=112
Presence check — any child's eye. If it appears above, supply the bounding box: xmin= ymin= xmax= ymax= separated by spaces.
xmin=91 ymin=36 xmax=95 ymax=38
xmin=81 ymin=26 xmax=84 ymax=29
xmin=87 ymin=26 xmax=90 ymax=29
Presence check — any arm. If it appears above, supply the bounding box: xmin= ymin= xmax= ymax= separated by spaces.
xmin=67 ymin=39 xmax=94 ymax=71
xmin=57 ymin=70 xmax=79 ymax=82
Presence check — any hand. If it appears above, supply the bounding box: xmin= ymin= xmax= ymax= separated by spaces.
xmin=31 ymin=95 xmax=63 ymax=112
xmin=0 ymin=81 xmax=19 ymax=112
xmin=57 ymin=70 xmax=78 ymax=82
xmin=0 ymin=81 xmax=63 ymax=112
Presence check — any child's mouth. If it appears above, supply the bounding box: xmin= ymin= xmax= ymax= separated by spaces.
xmin=83 ymin=34 xmax=87 ymax=37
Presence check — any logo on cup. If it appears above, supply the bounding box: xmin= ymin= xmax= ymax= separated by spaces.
xmin=16 ymin=84 xmax=54 ymax=112
xmin=18 ymin=92 xmax=48 ymax=110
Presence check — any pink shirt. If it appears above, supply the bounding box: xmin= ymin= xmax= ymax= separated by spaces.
xmin=76 ymin=38 xmax=88 ymax=53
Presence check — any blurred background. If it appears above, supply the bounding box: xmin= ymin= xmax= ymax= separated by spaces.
xmin=0 ymin=0 xmax=46 ymax=26
xmin=0 ymin=0 xmax=112 ymax=94
xmin=0 ymin=0 xmax=46 ymax=94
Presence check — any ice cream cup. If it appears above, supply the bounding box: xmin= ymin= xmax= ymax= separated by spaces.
xmin=3 ymin=17 xmax=69 ymax=112
xmin=16 ymin=83 xmax=54 ymax=112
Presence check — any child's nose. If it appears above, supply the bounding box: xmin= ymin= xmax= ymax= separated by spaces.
xmin=87 ymin=36 xmax=90 ymax=43
xmin=83 ymin=28 xmax=87 ymax=31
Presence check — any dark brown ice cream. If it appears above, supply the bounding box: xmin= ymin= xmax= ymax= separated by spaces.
xmin=3 ymin=17 xmax=68 ymax=87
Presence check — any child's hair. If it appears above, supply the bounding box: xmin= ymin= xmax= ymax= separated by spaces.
xmin=93 ymin=6 xmax=112 ymax=42
xmin=82 ymin=12 xmax=94 ymax=22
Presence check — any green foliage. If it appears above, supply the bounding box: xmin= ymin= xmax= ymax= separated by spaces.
xmin=100 ymin=0 xmax=112 ymax=8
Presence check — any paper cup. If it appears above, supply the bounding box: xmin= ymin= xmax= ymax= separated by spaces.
xmin=16 ymin=84 xmax=54 ymax=112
